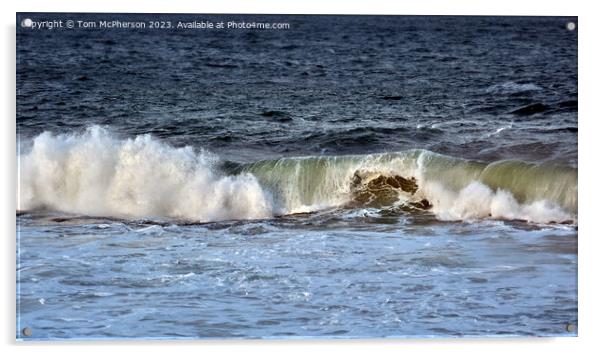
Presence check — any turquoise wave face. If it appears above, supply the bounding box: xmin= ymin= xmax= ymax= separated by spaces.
xmin=239 ymin=150 xmax=576 ymax=223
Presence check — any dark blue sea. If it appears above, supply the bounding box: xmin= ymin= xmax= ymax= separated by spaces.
xmin=16 ymin=14 xmax=577 ymax=339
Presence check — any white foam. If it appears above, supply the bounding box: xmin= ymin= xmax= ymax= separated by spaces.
xmin=485 ymin=124 xmax=512 ymax=138
xmin=421 ymin=180 xmax=574 ymax=224
xmin=18 ymin=126 xmax=274 ymax=222
xmin=486 ymin=82 xmax=542 ymax=93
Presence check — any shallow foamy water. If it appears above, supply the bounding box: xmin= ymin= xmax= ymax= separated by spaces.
xmin=17 ymin=211 xmax=577 ymax=339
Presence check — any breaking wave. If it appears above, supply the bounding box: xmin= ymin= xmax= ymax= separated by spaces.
xmin=18 ymin=126 xmax=577 ymax=224
xmin=18 ymin=126 xmax=273 ymax=222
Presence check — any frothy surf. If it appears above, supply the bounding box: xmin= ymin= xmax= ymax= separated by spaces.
xmin=18 ymin=126 xmax=273 ymax=222
xmin=18 ymin=126 xmax=577 ymax=224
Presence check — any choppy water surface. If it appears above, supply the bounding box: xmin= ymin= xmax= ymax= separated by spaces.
xmin=17 ymin=211 xmax=577 ymax=339
xmin=17 ymin=14 xmax=577 ymax=339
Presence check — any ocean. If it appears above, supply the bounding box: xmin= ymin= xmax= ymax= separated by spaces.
xmin=16 ymin=14 xmax=577 ymax=339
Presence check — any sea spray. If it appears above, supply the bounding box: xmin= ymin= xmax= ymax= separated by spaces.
xmin=18 ymin=126 xmax=577 ymax=224
xmin=18 ymin=126 xmax=274 ymax=222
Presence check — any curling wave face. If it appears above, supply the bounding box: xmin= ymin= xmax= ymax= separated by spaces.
xmin=18 ymin=126 xmax=577 ymax=224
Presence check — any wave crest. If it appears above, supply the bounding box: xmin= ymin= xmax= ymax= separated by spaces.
xmin=241 ymin=150 xmax=577 ymax=224
xmin=18 ymin=126 xmax=577 ymax=224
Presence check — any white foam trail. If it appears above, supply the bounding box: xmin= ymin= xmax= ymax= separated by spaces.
xmin=486 ymin=82 xmax=542 ymax=93
xmin=18 ymin=126 xmax=273 ymax=222
xmin=485 ymin=124 xmax=512 ymax=138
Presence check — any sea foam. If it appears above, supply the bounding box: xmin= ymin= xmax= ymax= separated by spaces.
xmin=18 ymin=126 xmax=274 ymax=222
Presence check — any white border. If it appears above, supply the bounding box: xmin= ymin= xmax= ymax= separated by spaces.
xmin=3 ymin=1 xmax=601 ymax=353
xmin=1 ymin=0 xmax=584 ymax=16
